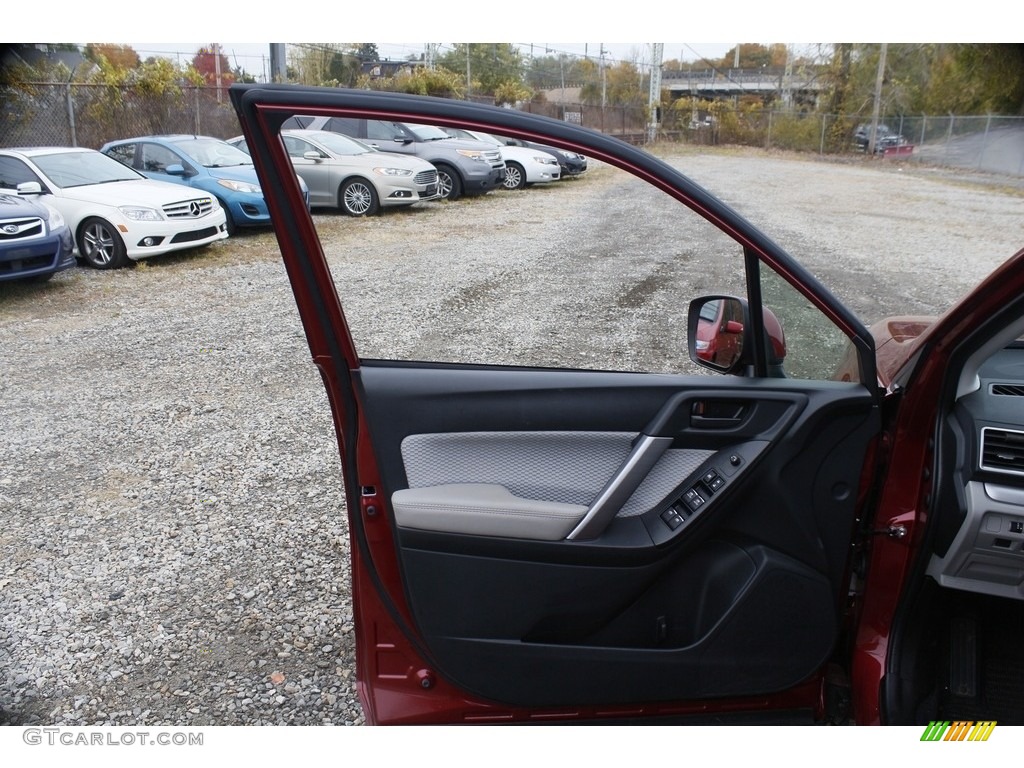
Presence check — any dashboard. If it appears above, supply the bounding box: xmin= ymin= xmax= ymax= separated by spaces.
xmin=929 ymin=342 xmax=1024 ymax=599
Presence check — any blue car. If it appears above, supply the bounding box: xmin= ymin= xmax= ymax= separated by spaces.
xmin=0 ymin=189 xmax=75 ymax=282
xmin=100 ymin=135 xmax=307 ymax=235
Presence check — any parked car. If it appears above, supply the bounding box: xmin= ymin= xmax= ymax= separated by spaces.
xmin=491 ymin=133 xmax=588 ymax=178
xmin=854 ymin=123 xmax=909 ymax=153
xmin=100 ymin=135 xmax=307 ymax=235
xmin=282 ymin=115 xmax=504 ymax=201
xmin=442 ymin=127 xmax=560 ymax=189
xmin=0 ymin=190 xmax=74 ymax=282
xmin=231 ymin=84 xmax=1024 ymax=726
xmin=230 ymin=130 xmax=439 ymax=216
xmin=0 ymin=148 xmax=227 ymax=269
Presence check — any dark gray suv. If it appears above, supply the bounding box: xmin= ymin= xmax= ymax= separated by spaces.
xmin=284 ymin=116 xmax=505 ymax=201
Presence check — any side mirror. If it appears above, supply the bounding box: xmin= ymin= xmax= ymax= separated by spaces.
xmin=166 ymin=164 xmax=186 ymax=176
xmin=302 ymin=151 xmax=322 ymax=161
xmin=688 ymin=296 xmax=788 ymax=377
xmin=688 ymin=296 xmax=747 ymax=373
xmin=17 ymin=181 xmax=42 ymax=195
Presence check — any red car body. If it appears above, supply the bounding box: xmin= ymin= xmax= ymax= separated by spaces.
xmin=230 ymin=84 xmax=1024 ymax=726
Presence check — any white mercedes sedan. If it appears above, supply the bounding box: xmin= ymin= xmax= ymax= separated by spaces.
xmin=0 ymin=147 xmax=228 ymax=269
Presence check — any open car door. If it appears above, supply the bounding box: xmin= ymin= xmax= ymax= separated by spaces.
xmin=230 ymin=84 xmax=885 ymax=724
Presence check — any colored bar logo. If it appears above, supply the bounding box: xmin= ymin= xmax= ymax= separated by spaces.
xmin=921 ymin=721 xmax=996 ymax=741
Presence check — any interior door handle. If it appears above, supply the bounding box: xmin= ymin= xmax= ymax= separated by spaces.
xmin=690 ymin=400 xmax=746 ymax=429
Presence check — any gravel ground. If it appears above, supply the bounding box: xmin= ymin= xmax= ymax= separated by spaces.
xmin=1 ymin=146 xmax=1022 ymax=726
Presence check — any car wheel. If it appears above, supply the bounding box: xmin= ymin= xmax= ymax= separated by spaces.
xmin=502 ymin=162 xmax=526 ymax=190
xmin=434 ymin=164 xmax=462 ymax=202
xmin=77 ymin=217 xmax=128 ymax=269
xmin=339 ymin=178 xmax=379 ymax=216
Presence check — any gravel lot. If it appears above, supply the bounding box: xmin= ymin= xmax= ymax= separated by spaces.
xmin=1 ymin=146 xmax=1022 ymax=726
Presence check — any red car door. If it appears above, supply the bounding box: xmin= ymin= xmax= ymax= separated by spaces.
xmin=230 ymin=84 xmax=1024 ymax=725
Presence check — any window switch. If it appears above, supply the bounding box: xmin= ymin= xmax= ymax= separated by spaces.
xmin=683 ymin=488 xmax=705 ymax=512
xmin=660 ymin=509 xmax=685 ymax=530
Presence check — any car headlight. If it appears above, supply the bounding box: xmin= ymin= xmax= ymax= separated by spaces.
xmin=456 ymin=149 xmax=488 ymax=162
xmin=373 ymin=167 xmax=413 ymax=177
xmin=534 ymin=156 xmax=558 ymax=165
xmin=42 ymin=203 xmax=65 ymax=230
xmin=118 ymin=206 xmax=163 ymax=221
xmin=694 ymin=340 xmax=710 ymax=350
xmin=217 ymin=179 xmax=262 ymax=195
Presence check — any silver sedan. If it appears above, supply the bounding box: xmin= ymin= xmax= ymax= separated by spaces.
xmin=231 ymin=130 xmax=440 ymax=216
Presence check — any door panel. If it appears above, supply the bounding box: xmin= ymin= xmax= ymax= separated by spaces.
xmin=230 ymin=85 xmax=883 ymax=722
xmin=401 ymin=542 xmax=836 ymax=705
xmin=357 ymin=363 xmax=878 ymax=707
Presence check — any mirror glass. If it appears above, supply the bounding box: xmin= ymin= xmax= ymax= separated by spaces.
xmin=692 ymin=297 xmax=745 ymax=371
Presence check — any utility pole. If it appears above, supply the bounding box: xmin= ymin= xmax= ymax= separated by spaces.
xmin=214 ymin=42 xmax=223 ymax=104
xmin=647 ymin=43 xmax=663 ymax=144
xmin=269 ymin=44 xmax=286 ymax=83
xmin=868 ymin=43 xmax=888 ymax=155
xmin=782 ymin=45 xmax=793 ymax=110
xmin=599 ymin=43 xmax=607 ymax=109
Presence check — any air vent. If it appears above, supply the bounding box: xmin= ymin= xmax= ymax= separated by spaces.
xmin=981 ymin=427 xmax=1024 ymax=474
xmin=991 ymin=384 xmax=1024 ymax=396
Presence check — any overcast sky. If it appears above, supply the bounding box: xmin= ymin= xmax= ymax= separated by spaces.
xmin=15 ymin=3 xmax=993 ymax=79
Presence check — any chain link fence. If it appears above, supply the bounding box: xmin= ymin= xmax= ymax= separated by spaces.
xmin=655 ymin=108 xmax=1024 ymax=176
xmin=0 ymin=83 xmax=246 ymax=148
xmin=3 ymin=82 xmax=1023 ymax=177
xmin=520 ymin=101 xmax=650 ymax=140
